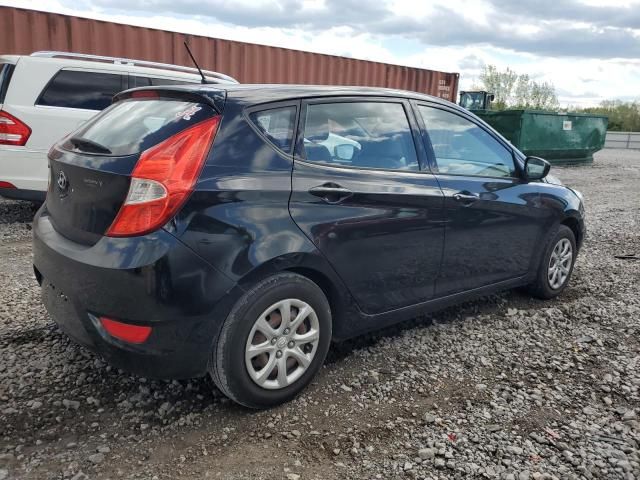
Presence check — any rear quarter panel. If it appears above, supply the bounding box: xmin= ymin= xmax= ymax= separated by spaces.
xmin=171 ymin=97 xmax=360 ymax=337
xmin=172 ymin=98 xmax=345 ymax=285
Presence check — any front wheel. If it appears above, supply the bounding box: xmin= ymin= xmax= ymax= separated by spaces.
xmin=209 ymin=273 xmax=332 ymax=409
xmin=527 ymin=225 xmax=577 ymax=299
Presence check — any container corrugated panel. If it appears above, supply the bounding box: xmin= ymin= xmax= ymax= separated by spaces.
xmin=0 ymin=6 xmax=459 ymax=101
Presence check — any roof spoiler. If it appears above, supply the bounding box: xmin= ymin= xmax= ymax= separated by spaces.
xmin=113 ymin=86 xmax=227 ymax=113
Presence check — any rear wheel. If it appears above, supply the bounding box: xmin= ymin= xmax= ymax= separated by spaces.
xmin=528 ymin=225 xmax=576 ymax=299
xmin=209 ymin=273 xmax=331 ymax=409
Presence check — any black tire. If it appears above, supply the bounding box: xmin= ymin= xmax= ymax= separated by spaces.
xmin=527 ymin=225 xmax=577 ymax=299
xmin=209 ymin=272 xmax=332 ymax=409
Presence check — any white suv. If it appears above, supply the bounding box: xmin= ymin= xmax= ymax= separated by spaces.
xmin=0 ymin=51 xmax=237 ymax=202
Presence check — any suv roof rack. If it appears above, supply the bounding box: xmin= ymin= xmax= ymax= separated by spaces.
xmin=30 ymin=51 xmax=239 ymax=84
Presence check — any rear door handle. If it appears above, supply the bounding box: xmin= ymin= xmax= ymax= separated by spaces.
xmin=453 ymin=192 xmax=479 ymax=204
xmin=309 ymin=183 xmax=353 ymax=204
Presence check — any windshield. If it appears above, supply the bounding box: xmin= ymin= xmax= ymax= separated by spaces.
xmin=63 ymin=98 xmax=215 ymax=156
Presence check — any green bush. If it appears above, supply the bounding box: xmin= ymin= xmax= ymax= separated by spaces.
xmin=573 ymin=101 xmax=640 ymax=132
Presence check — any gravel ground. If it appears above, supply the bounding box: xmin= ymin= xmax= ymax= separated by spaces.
xmin=0 ymin=149 xmax=638 ymax=480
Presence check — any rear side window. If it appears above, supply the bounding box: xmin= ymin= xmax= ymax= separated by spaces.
xmin=249 ymin=107 xmax=296 ymax=153
xmin=132 ymin=76 xmax=196 ymax=88
xmin=0 ymin=63 xmax=15 ymax=103
xmin=63 ymin=98 xmax=215 ymax=156
xmin=37 ymin=70 xmax=125 ymax=111
xmin=302 ymin=102 xmax=419 ymax=171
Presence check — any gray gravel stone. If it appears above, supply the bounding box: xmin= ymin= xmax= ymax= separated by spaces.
xmin=87 ymin=453 xmax=104 ymax=464
xmin=62 ymin=399 xmax=80 ymax=410
xmin=418 ymin=448 xmax=436 ymax=460
xmin=0 ymin=150 xmax=639 ymax=480
xmin=423 ymin=413 xmax=436 ymax=424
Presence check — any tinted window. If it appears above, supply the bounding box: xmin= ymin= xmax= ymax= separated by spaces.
xmin=0 ymin=63 xmax=15 ymax=103
xmin=249 ymin=107 xmax=296 ymax=152
xmin=38 ymin=70 xmax=125 ymax=111
xmin=303 ymin=102 xmax=418 ymax=171
xmin=132 ymin=76 xmax=196 ymax=88
xmin=418 ymin=106 xmax=515 ymax=177
xmin=64 ymin=99 xmax=214 ymax=155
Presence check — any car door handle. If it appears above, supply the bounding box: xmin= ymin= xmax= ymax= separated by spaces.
xmin=453 ymin=192 xmax=479 ymax=204
xmin=309 ymin=184 xmax=353 ymax=204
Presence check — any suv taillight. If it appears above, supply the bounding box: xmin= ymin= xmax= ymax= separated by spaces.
xmin=0 ymin=111 xmax=31 ymax=146
xmin=106 ymin=115 xmax=220 ymax=237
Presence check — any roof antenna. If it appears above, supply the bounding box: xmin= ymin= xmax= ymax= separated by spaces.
xmin=184 ymin=41 xmax=207 ymax=84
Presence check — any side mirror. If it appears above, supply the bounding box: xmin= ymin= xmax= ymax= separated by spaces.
xmin=524 ymin=156 xmax=550 ymax=181
xmin=334 ymin=144 xmax=357 ymax=161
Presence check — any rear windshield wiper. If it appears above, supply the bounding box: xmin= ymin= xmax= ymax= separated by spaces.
xmin=69 ymin=137 xmax=112 ymax=155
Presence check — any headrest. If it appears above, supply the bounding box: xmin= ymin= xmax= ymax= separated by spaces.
xmin=306 ymin=110 xmax=330 ymax=142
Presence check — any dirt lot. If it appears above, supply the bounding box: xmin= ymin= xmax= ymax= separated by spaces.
xmin=0 ymin=149 xmax=638 ymax=480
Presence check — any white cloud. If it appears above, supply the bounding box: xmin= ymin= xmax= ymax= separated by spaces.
xmin=1 ymin=0 xmax=639 ymax=106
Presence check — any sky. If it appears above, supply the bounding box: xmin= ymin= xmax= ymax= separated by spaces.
xmin=2 ymin=0 xmax=640 ymax=107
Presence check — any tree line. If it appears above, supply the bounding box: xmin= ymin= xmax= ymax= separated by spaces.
xmin=571 ymin=101 xmax=640 ymax=132
xmin=475 ymin=65 xmax=640 ymax=131
xmin=476 ymin=65 xmax=559 ymax=110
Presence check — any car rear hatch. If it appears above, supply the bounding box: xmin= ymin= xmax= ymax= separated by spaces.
xmin=45 ymin=87 xmax=226 ymax=245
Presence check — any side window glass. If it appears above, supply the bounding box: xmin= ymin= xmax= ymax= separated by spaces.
xmin=132 ymin=76 xmax=152 ymax=87
xmin=418 ymin=106 xmax=516 ymax=177
xmin=38 ymin=70 xmax=125 ymax=111
xmin=0 ymin=63 xmax=15 ymax=103
xmin=249 ymin=106 xmax=296 ymax=153
xmin=132 ymin=76 xmax=194 ymax=87
xmin=303 ymin=102 xmax=418 ymax=171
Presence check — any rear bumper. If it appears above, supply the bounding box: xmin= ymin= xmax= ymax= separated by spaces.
xmin=32 ymin=207 xmax=240 ymax=379
xmin=0 ymin=147 xmax=49 ymax=193
xmin=0 ymin=187 xmax=45 ymax=202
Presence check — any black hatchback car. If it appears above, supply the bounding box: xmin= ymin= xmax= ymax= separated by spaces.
xmin=33 ymin=85 xmax=585 ymax=408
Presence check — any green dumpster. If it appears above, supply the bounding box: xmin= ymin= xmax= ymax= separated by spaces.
xmin=473 ymin=110 xmax=608 ymax=165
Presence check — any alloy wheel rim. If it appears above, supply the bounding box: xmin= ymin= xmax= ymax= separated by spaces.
xmin=245 ymin=299 xmax=320 ymax=390
xmin=548 ymin=238 xmax=573 ymax=290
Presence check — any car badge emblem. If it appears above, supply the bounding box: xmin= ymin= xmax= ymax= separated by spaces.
xmin=57 ymin=170 xmax=69 ymax=193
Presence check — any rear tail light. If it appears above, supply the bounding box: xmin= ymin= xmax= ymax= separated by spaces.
xmin=107 ymin=115 xmax=221 ymax=237
xmin=0 ymin=181 xmax=16 ymax=189
xmin=0 ymin=110 xmax=31 ymax=146
xmin=100 ymin=316 xmax=152 ymax=344
xmin=130 ymin=90 xmax=158 ymax=99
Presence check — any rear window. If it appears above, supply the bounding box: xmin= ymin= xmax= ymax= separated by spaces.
xmin=37 ymin=70 xmax=126 ymax=111
xmin=0 ymin=63 xmax=15 ymax=103
xmin=132 ymin=76 xmax=197 ymax=88
xmin=63 ymin=98 xmax=215 ymax=156
xmin=249 ymin=106 xmax=296 ymax=152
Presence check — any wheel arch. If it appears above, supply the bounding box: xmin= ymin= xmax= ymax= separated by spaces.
xmin=234 ymin=252 xmax=357 ymax=339
xmin=560 ymin=216 xmax=583 ymax=250
xmin=284 ymin=266 xmax=343 ymax=338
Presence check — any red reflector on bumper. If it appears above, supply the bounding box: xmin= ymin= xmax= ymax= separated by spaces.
xmin=100 ymin=317 xmax=152 ymax=344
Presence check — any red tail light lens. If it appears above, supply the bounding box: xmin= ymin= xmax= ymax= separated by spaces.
xmin=0 ymin=110 xmax=31 ymax=146
xmin=131 ymin=90 xmax=158 ymax=99
xmin=0 ymin=181 xmax=16 ymax=189
xmin=100 ymin=317 xmax=152 ymax=344
xmin=107 ymin=115 xmax=220 ymax=237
